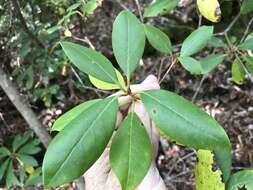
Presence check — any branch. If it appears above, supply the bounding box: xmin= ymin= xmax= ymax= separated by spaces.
xmin=0 ymin=67 xmax=51 ymax=147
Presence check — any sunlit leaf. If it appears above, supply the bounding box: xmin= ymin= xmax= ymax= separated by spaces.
xmin=197 ymin=0 xmax=221 ymax=23
xmin=195 ymin=150 xmax=225 ymax=190
xmin=89 ymin=69 xmax=126 ymax=90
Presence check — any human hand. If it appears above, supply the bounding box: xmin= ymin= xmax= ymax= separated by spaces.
xmin=84 ymin=75 xmax=166 ymax=190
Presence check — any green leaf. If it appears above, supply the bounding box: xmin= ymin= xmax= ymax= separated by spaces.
xmin=67 ymin=2 xmax=81 ymax=12
xmin=238 ymin=38 xmax=253 ymax=50
xmin=144 ymin=24 xmax=172 ymax=54
xmin=25 ymin=66 xmax=34 ymax=89
xmin=144 ymin=0 xmax=179 ymax=17
xmin=42 ymin=97 xmax=118 ymax=187
xmin=140 ymin=90 xmax=231 ymax=182
xmin=110 ymin=112 xmax=152 ymax=190
xmin=180 ymin=26 xmax=214 ymax=57
xmin=0 ymin=147 xmax=11 ymax=158
xmin=89 ymin=69 xmax=126 ymax=90
xmin=232 ymin=59 xmax=245 ymax=85
xmin=83 ymin=0 xmax=97 ymax=14
xmin=51 ymin=99 xmax=100 ymax=131
xmin=178 ymin=56 xmax=202 ymax=74
xmin=195 ymin=150 xmax=225 ymax=190
xmin=12 ymin=131 xmax=32 ymax=152
xmin=208 ymin=37 xmax=227 ymax=48
xmin=46 ymin=25 xmax=61 ymax=34
xmin=18 ymin=143 xmax=41 ymax=155
xmin=60 ymin=41 xmax=118 ymax=84
xmin=112 ymin=11 xmax=145 ymax=80
xmin=17 ymin=154 xmax=38 ymax=167
xmin=200 ymin=54 xmax=225 ymax=74
xmin=6 ymin=162 xmax=20 ymax=188
xmin=241 ymin=0 xmax=253 ymax=14
xmin=227 ymin=170 xmax=253 ymax=190
xmin=242 ymin=55 xmax=253 ymax=75
xmin=0 ymin=158 xmax=10 ymax=180
xmin=25 ymin=168 xmax=42 ymax=186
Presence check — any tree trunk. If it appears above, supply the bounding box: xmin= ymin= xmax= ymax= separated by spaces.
xmin=0 ymin=67 xmax=51 ymax=147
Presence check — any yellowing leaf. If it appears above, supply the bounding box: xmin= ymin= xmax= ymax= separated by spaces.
xmin=195 ymin=150 xmax=225 ymax=190
xmin=25 ymin=166 xmax=35 ymax=174
xmin=197 ymin=0 xmax=221 ymax=23
xmin=64 ymin=29 xmax=72 ymax=37
xmin=89 ymin=69 xmax=126 ymax=90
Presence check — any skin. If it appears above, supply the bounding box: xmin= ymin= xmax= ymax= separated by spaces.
xmin=84 ymin=75 xmax=166 ymax=190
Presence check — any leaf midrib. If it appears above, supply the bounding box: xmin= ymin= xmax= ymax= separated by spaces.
xmin=48 ymin=97 xmax=116 ymax=184
xmin=126 ymin=112 xmax=134 ymax=189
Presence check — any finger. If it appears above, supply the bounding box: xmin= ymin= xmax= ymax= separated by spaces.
xmin=130 ymin=75 xmax=160 ymax=94
xmin=136 ymin=162 xmax=167 ymax=190
xmin=115 ymin=111 xmax=123 ymax=128
xmin=84 ymin=147 xmax=111 ymax=190
xmin=141 ymin=74 xmax=159 ymax=85
xmin=132 ymin=102 xmax=159 ymax=158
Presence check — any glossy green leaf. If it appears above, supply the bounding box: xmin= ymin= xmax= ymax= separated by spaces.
xmin=232 ymin=59 xmax=245 ymax=85
xmin=0 ymin=158 xmax=10 ymax=180
xmin=112 ymin=11 xmax=145 ymax=80
xmin=51 ymin=99 xmax=100 ymax=131
xmin=180 ymin=26 xmax=214 ymax=57
xmin=241 ymin=0 xmax=253 ymax=14
xmin=42 ymin=97 xmax=118 ymax=187
xmin=200 ymin=54 xmax=225 ymax=74
xmin=144 ymin=0 xmax=179 ymax=17
xmin=178 ymin=56 xmax=202 ymax=74
xmin=140 ymin=90 xmax=231 ymax=182
xmin=227 ymin=170 xmax=253 ymax=190
xmin=144 ymin=24 xmax=172 ymax=54
xmin=61 ymin=41 xmax=118 ymax=84
xmin=238 ymin=38 xmax=253 ymax=50
xmin=195 ymin=150 xmax=225 ymax=190
xmin=242 ymin=55 xmax=253 ymax=75
xmin=89 ymin=69 xmax=126 ymax=90
xmin=110 ymin=112 xmax=152 ymax=190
